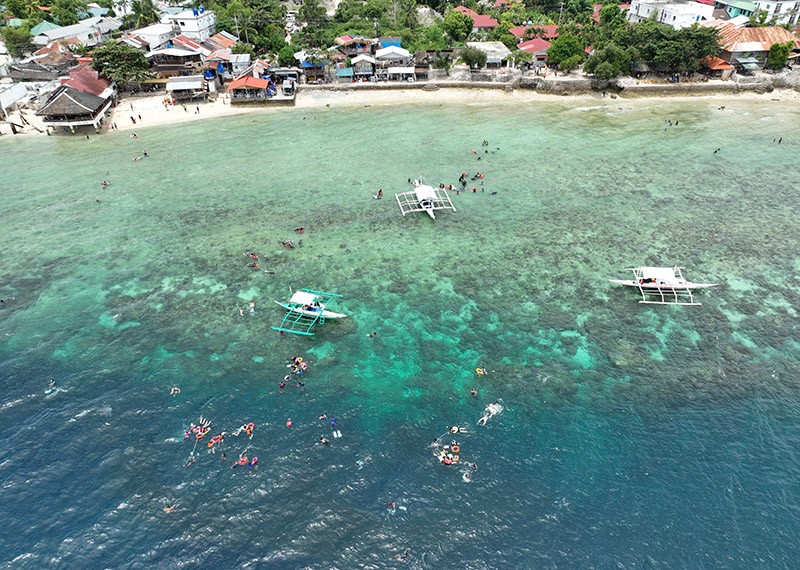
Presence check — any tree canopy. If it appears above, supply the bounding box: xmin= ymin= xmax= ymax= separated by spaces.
xmin=91 ymin=41 xmax=153 ymax=84
xmin=443 ymin=9 xmax=473 ymax=43
xmin=0 ymin=26 xmax=33 ymax=58
xmin=767 ymin=41 xmax=793 ymax=70
xmin=460 ymin=45 xmax=487 ymax=68
xmin=547 ymin=34 xmax=584 ymax=68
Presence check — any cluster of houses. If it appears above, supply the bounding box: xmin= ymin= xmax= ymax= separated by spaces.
xmin=1 ymin=0 xmax=800 ymax=130
xmin=451 ymin=1 xmax=799 ymax=74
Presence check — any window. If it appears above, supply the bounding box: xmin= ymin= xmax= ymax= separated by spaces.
xmin=775 ymin=2 xmax=782 ymax=11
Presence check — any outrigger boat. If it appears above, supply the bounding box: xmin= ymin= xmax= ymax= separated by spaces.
xmin=272 ymin=288 xmax=346 ymax=336
xmin=395 ymin=179 xmax=456 ymax=220
xmin=610 ymin=265 xmax=717 ymax=306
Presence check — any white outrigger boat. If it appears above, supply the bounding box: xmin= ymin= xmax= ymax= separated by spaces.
xmin=395 ymin=180 xmax=456 ymax=220
xmin=272 ymin=289 xmax=347 ymax=336
xmin=610 ymin=265 xmax=717 ymax=306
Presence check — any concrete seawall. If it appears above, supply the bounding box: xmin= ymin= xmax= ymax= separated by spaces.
xmin=301 ymin=76 xmax=786 ymax=98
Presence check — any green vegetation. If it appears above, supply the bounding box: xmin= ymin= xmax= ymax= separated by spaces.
xmin=460 ymin=45 xmax=487 ymax=68
xmin=91 ymin=41 xmax=153 ymax=84
xmin=0 ymin=0 xmax=735 ymax=80
xmin=546 ymin=34 xmax=584 ymax=69
xmin=767 ymin=41 xmax=793 ymax=70
xmin=0 ymin=25 xmax=33 ymax=57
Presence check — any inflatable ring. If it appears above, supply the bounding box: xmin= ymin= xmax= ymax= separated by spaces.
xmin=195 ymin=432 xmax=204 ymax=439
xmin=451 ymin=445 xmax=460 ymax=454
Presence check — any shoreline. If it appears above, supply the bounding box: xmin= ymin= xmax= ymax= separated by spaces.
xmin=3 ymin=80 xmax=799 ymax=137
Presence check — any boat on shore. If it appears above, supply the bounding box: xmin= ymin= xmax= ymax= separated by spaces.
xmin=610 ymin=265 xmax=717 ymax=305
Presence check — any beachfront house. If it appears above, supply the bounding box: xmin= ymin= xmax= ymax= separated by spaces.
xmin=36 ymin=67 xmax=114 ymax=132
xmin=711 ymin=22 xmax=800 ymax=69
xmin=627 ymin=0 xmax=715 ymax=29
xmin=166 ymin=8 xmax=217 ymax=42
xmin=227 ymin=75 xmax=270 ymax=102
xmin=351 ymin=54 xmax=376 ymax=81
xmin=166 ymin=75 xmax=207 ymax=101
xmin=465 ymin=41 xmax=513 ymax=68
xmin=32 ymin=16 xmax=121 ymax=47
xmin=334 ymin=35 xmax=376 ymax=57
xmin=0 ymin=82 xmax=29 ymax=120
xmin=702 ymin=56 xmax=735 ymax=79
xmin=518 ymin=38 xmax=552 ymax=67
xmin=36 ymin=86 xmax=111 ymax=131
xmin=147 ymin=48 xmax=204 ymax=79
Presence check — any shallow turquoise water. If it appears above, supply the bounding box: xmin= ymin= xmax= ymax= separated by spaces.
xmin=1 ymin=97 xmax=800 ymax=568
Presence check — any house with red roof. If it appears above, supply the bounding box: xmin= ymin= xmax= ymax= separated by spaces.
xmin=518 ymin=38 xmax=552 ymax=66
xmin=509 ymin=24 xmax=559 ymax=41
xmin=709 ymin=22 xmax=800 ymax=68
xmin=61 ymin=65 xmax=113 ymax=98
xmin=454 ymin=6 xmax=499 ymax=32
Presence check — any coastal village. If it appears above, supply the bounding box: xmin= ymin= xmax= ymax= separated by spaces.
xmin=1 ymin=0 xmax=800 ymax=134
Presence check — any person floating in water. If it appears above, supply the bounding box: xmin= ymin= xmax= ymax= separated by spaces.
xmin=320 ymin=435 xmax=329 ymax=445
xmin=249 ymin=300 xmax=256 ymax=313
xmin=387 ymin=501 xmax=396 ymax=514
xmin=170 ymin=386 xmax=180 ymax=395
xmin=395 ymin=548 xmax=410 ymax=561
xmin=294 ymin=227 xmax=305 ymax=234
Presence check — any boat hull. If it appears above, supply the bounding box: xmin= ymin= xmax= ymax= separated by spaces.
xmin=609 ymin=280 xmax=717 ymax=290
xmin=274 ymin=301 xmax=347 ymax=319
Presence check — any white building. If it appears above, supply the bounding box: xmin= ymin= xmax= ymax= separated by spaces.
xmin=749 ymin=0 xmax=800 ymax=24
xmin=628 ymin=0 xmax=715 ymax=28
xmin=129 ymin=23 xmax=176 ymax=52
xmin=165 ymin=8 xmax=216 ymax=42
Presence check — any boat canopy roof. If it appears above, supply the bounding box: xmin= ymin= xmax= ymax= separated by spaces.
xmin=415 ymin=184 xmax=437 ymax=201
xmin=290 ymin=290 xmax=318 ymax=305
xmin=637 ymin=267 xmax=680 ymax=280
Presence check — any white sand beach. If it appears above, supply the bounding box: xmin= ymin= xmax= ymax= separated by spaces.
xmin=3 ymin=83 xmax=798 ymax=137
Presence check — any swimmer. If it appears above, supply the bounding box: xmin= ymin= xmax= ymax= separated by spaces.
xmin=239 ymin=308 xmax=244 ymax=317
xmin=320 ymin=435 xmax=329 ymax=445
xmin=470 ymin=388 xmax=478 ymax=396
xmin=48 ymin=378 xmax=56 ymax=388
xmin=286 ymin=418 xmax=293 ymax=428
xmin=463 ymin=472 xmax=472 ymax=483
xmin=163 ymin=504 xmax=176 ymax=513
xmin=294 ymin=227 xmax=305 ymax=234
xmin=249 ymin=300 xmax=256 ymax=312
xmin=170 ymin=386 xmax=180 ymax=395
xmin=183 ymin=456 xmax=196 ymax=467
xmin=387 ymin=501 xmax=396 ymax=513
xmin=394 ymin=548 xmax=411 ymax=561
xmin=367 ymin=332 xmax=378 ymax=338
xmin=319 ymin=414 xmax=327 ymax=420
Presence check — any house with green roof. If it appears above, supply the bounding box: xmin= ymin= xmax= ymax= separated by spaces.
xmin=712 ymin=0 xmax=757 ymax=18
xmin=30 ymin=20 xmax=60 ymax=36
